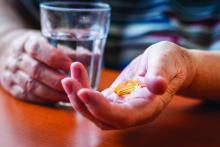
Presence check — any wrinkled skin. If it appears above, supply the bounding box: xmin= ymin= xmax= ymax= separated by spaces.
xmin=0 ymin=30 xmax=86 ymax=104
xmin=62 ymin=41 xmax=196 ymax=130
xmin=0 ymin=30 xmax=73 ymax=104
xmin=0 ymin=30 xmax=101 ymax=104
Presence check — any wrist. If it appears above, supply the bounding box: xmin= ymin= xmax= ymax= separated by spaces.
xmin=178 ymin=48 xmax=198 ymax=93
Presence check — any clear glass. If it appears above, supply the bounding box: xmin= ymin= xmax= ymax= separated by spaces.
xmin=40 ymin=2 xmax=110 ymax=89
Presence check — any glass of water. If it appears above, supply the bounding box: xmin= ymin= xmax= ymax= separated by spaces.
xmin=40 ymin=2 xmax=110 ymax=90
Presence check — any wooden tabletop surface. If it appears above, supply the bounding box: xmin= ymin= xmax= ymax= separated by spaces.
xmin=0 ymin=69 xmax=220 ymax=147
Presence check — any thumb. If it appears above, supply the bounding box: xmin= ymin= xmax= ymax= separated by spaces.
xmin=144 ymin=75 xmax=167 ymax=95
xmin=141 ymin=49 xmax=177 ymax=95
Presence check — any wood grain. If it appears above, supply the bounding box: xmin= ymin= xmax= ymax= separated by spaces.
xmin=0 ymin=69 xmax=219 ymax=147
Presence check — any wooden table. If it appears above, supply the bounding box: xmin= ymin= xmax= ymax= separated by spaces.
xmin=0 ymin=69 xmax=220 ymax=147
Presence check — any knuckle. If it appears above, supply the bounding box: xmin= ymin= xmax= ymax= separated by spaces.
xmin=48 ymin=50 xmax=61 ymax=63
xmin=26 ymin=79 xmax=36 ymax=93
xmin=25 ymin=39 xmax=40 ymax=57
xmin=148 ymin=41 xmax=177 ymax=52
xmin=31 ymin=62 xmax=42 ymax=79
xmin=14 ymin=90 xmax=26 ymax=100
xmin=16 ymin=54 xmax=42 ymax=80
xmin=156 ymin=40 xmax=175 ymax=47
xmin=7 ymin=60 xmax=18 ymax=72
xmin=51 ymin=74 xmax=64 ymax=88
xmin=146 ymin=41 xmax=181 ymax=62
xmin=0 ymin=79 xmax=10 ymax=91
xmin=4 ymin=58 xmax=18 ymax=73
xmin=1 ymin=71 xmax=14 ymax=86
xmin=14 ymin=70 xmax=30 ymax=85
xmin=10 ymin=40 xmax=26 ymax=56
xmin=12 ymin=71 xmax=33 ymax=94
xmin=9 ymin=85 xmax=25 ymax=99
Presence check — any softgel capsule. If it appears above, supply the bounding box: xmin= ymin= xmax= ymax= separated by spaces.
xmin=114 ymin=80 xmax=142 ymax=97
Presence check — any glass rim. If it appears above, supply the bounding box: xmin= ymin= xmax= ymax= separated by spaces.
xmin=40 ymin=1 xmax=111 ymax=12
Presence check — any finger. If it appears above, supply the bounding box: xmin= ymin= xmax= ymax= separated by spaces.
xmin=10 ymin=34 xmax=29 ymax=56
xmin=58 ymin=45 xmax=99 ymax=68
xmin=4 ymin=57 xmax=18 ymax=72
xmin=13 ymin=70 xmax=68 ymax=102
xmin=1 ymin=71 xmax=57 ymax=104
xmin=24 ymin=37 xmax=72 ymax=70
xmin=5 ymin=30 xmax=35 ymax=57
xmin=62 ymin=78 xmax=95 ymax=118
xmin=144 ymin=74 xmax=167 ymax=95
xmin=62 ymin=78 xmax=116 ymax=130
xmin=70 ymin=62 xmax=90 ymax=88
xmin=57 ymin=44 xmax=91 ymax=66
xmin=141 ymin=45 xmax=178 ymax=94
xmin=0 ymin=70 xmax=15 ymax=92
xmin=17 ymin=54 xmax=65 ymax=91
xmin=75 ymin=46 xmax=92 ymax=66
xmin=11 ymin=85 xmax=56 ymax=104
xmin=1 ymin=71 xmax=26 ymax=98
xmin=57 ymin=44 xmax=76 ymax=59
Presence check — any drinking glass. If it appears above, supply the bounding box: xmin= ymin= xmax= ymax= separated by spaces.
xmin=40 ymin=1 xmax=110 ymax=90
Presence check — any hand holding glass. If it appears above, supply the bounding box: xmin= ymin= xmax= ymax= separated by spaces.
xmin=40 ymin=2 xmax=110 ymax=89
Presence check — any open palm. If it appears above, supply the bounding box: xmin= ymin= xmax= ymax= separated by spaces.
xmin=62 ymin=41 xmax=195 ymax=130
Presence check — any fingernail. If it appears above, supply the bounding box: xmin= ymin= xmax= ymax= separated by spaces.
xmin=61 ymin=79 xmax=73 ymax=94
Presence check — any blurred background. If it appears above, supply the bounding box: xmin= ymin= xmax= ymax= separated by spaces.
xmin=4 ymin=0 xmax=220 ymax=69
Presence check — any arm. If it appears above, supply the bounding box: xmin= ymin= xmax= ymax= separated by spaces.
xmin=180 ymin=50 xmax=220 ymax=102
xmin=61 ymin=41 xmax=220 ymax=130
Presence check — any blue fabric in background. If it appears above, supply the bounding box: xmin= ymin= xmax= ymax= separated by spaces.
xmin=13 ymin=0 xmax=220 ymax=69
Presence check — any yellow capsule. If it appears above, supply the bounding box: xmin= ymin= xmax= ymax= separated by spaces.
xmin=114 ymin=80 xmax=141 ymax=97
